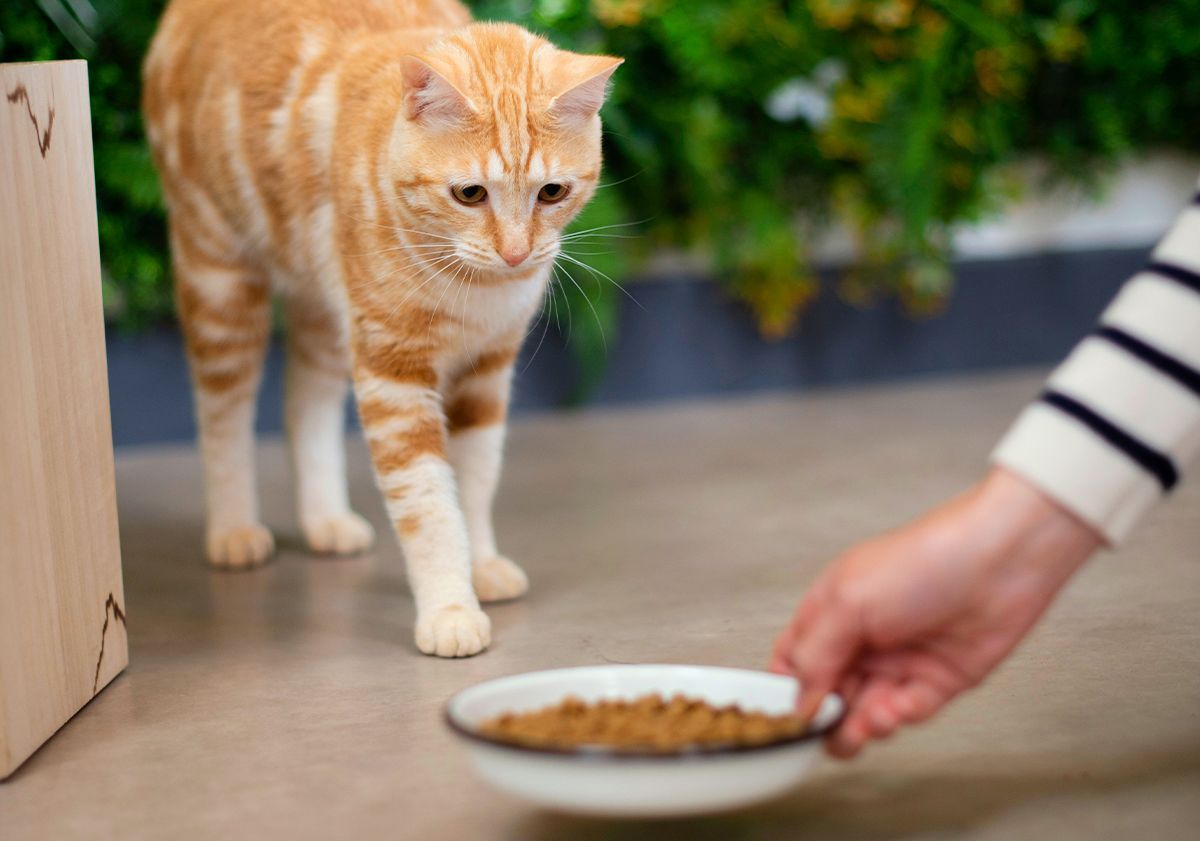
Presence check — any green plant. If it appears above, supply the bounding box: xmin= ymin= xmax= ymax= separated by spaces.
xmin=5 ymin=0 xmax=1199 ymax=348
xmin=477 ymin=0 xmax=1200 ymax=333
xmin=2 ymin=1 xmax=170 ymax=328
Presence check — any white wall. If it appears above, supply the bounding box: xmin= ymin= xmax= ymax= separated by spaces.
xmin=813 ymin=152 xmax=1200 ymax=264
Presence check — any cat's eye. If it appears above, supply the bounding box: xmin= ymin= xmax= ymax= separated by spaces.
xmin=452 ymin=184 xmax=488 ymax=205
xmin=538 ymin=183 xmax=570 ymax=204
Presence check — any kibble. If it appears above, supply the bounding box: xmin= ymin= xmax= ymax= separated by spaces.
xmin=478 ymin=693 xmax=808 ymax=753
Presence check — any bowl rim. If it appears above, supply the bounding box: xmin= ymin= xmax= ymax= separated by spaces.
xmin=443 ymin=664 xmax=845 ymax=762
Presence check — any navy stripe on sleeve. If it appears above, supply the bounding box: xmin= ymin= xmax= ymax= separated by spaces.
xmin=1147 ymin=261 xmax=1200 ymax=295
xmin=1039 ymin=390 xmax=1179 ymax=491
xmin=1095 ymin=326 xmax=1200 ymax=399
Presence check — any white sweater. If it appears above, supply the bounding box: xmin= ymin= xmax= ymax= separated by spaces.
xmin=992 ymin=181 xmax=1200 ymax=543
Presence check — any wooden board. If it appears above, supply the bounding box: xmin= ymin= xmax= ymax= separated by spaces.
xmin=0 ymin=60 xmax=127 ymax=779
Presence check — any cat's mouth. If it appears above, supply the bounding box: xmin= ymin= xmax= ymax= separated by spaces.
xmin=456 ymin=249 xmax=556 ymax=277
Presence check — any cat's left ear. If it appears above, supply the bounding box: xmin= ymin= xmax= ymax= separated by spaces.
xmin=549 ymin=54 xmax=624 ymax=121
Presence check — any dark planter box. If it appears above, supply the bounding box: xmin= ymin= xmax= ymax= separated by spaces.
xmin=106 ymin=247 xmax=1144 ymax=447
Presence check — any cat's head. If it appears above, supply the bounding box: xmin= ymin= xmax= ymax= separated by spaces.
xmin=389 ymin=23 xmax=621 ymax=276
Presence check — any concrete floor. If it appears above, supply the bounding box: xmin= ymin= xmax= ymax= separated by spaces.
xmin=1 ymin=371 xmax=1198 ymax=840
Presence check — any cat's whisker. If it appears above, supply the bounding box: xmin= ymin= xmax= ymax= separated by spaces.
xmin=546 ymin=269 xmax=562 ymax=332
xmin=380 ymin=273 xmax=438 ymax=322
xmin=340 ymin=211 xmax=395 ymax=231
xmin=428 ymin=257 xmax=468 ymax=331
xmin=424 ymin=266 xmax=461 ymax=329
xmin=520 ymin=287 xmax=555 ymax=376
xmin=594 ymin=169 xmax=644 ymax=190
xmin=450 ymin=267 xmax=466 ymax=357
xmin=558 ymin=235 xmax=642 ymax=245
xmin=381 ymin=253 xmax=461 ymax=321
xmin=359 ymin=249 xmax=460 ymax=275
xmin=375 ymin=247 xmax=462 ymax=263
xmin=374 ymin=250 xmax=458 ymax=274
xmin=550 ymin=265 xmax=574 ymax=344
xmin=554 ymin=259 xmax=607 ymax=352
xmin=340 ymin=213 xmax=461 ymax=248
xmin=521 ymin=280 xmax=553 ymax=343
xmin=362 ymin=251 xmax=458 ymax=291
xmin=388 ymin=242 xmax=464 ymax=251
xmin=558 ymin=252 xmax=646 ymax=312
xmin=385 ymin=225 xmax=458 ymax=242
xmin=461 ymin=268 xmax=480 ymax=374
xmin=340 ymin=211 xmax=433 ymax=240
xmin=560 ymin=248 xmax=616 ymax=256
xmin=348 ymin=243 xmax=457 ymax=257
xmin=390 ymin=251 xmax=459 ymax=272
xmin=560 ymin=218 xmax=652 ymax=239
xmin=353 ymin=243 xmax=457 ymax=276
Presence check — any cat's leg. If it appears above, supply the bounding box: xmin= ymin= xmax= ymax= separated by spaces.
xmin=171 ymin=225 xmax=273 ymax=568
xmin=351 ymin=337 xmax=490 ymax=657
xmin=283 ymin=295 xmax=374 ymax=554
xmin=445 ymin=349 xmax=528 ymax=603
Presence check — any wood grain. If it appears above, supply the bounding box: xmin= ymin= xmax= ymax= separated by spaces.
xmin=0 ymin=60 xmax=127 ymax=779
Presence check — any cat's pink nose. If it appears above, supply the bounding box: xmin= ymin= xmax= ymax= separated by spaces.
xmin=499 ymin=247 xmax=530 ymax=267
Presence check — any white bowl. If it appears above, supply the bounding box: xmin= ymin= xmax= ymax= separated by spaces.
xmin=445 ymin=664 xmax=843 ymax=818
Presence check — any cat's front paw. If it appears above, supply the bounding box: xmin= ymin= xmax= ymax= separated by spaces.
xmin=303 ymin=511 xmax=376 ymax=555
xmin=472 ymin=556 xmax=529 ymax=603
xmin=207 ymin=523 xmax=275 ymax=569
xmin=415 ymin=604 xmax=492 ymax=658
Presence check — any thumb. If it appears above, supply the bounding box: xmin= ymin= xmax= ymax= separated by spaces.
xmin=787 ymin=600 xmax=861 ymax=723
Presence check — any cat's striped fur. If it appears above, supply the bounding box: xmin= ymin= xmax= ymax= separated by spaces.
xmin=142 ymin=0 xmax=620 ymax=656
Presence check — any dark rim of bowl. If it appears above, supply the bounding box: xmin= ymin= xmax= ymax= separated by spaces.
xmin=443 ymin=685 xmax=845 ymax=762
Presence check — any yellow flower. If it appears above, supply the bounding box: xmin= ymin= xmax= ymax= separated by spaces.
xmin=870 ymin=35 xmax=902 ymax=60
xmin=974 ymin=46 xmax=1032 ymax=98
xmin=946 ymin=162 xmax=974 ymax=189
xmin=810 ymin=0 xmax=858 ymax=31
xmin=1043 ymin=22 xmax=1087 ymax=62
xmin=833 ymin=83 xmax=887 ymax=122
xmin=743 ymin=274 xmax=817 ymax=339
xmin=946 ymin=115 xmax=977 ymax=150
xmin=591 ymin=0 xmax=645 ymax=28
xmin=984 ymin=0 xmax=1022 ymax=15
xmin=817 ymin=127 xmax=869 ymax=160
xmin=916 ymin=7 xmax=947 ymax=35
xmin=869 ymin=0 xmax=915 ymax=30
xmin=974 ymin=48 xmax=1007 ymax=98
xmin=913 ymin=8 xmax=948 ymax=57
xmin=900 ymin=262 xmax=950 ymax=316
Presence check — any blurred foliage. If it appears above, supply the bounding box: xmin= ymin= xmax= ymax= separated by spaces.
xmin=2 ymin=1 xmax=170 ymax=327
xmin=4 ymin=0 xmax=1200 ymax=348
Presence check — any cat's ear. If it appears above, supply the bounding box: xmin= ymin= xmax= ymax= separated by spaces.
xmin=401 ymin=56 xmax=476 ymax=127
xmin=549 ymin=54 xmax=623 ymax=122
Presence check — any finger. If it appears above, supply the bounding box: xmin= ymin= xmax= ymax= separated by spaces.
xmin=825 ymin=715 xmax=869 ymax=758
xmin=788 ymin=598 xmax=861 ymax=722
xmin=767 ymin=652 xmax=792 ymax=676
xmin=829 ymin=676 xmax=898 ymax=752
xmin=889 ymin=680 xmax=949 ymax=724
xmin=855 ymin=679 xmax=903 ymax=739
xmin=836 ymin=670 xmax=866 ymax=710
xmin=769 ymin=591 xmax=821 ymax=672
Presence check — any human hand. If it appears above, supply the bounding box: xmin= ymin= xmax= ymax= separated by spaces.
xmin=770 ymin=467 xmax=1102 ymax=757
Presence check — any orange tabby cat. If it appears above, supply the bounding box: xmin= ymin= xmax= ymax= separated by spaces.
xmin=142 ymin=0 xmax=620 ymax=656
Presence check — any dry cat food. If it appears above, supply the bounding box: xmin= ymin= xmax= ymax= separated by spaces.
xmin=478 ymin=693 xmax=809 ymax=752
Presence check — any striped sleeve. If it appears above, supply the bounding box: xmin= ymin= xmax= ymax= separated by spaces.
xmin=991 ymin=181 xmax=1200 ymax=544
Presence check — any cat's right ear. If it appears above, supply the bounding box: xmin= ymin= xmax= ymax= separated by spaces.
xmin=401 ymin=57 xmax=476 ymax=127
